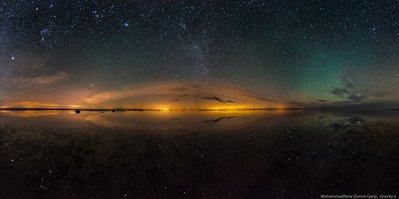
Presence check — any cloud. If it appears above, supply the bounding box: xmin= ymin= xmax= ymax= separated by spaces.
xmin=330 ymin=71 xmax=367 ymax=103
xmin=347 ymin=93 xmax=366 ymax=103
xmin=1 ymin=72 xmax=68 ymax=88
xmin=202 ymin=96 xmax=235 ymax=103
xmin=330 ymin=87 xmax=366 ymax=103
xmin=328 ymin=67 xmax=399 ymax=104
xmin=317 ymin=99 xmax=328 ymax=103
xmin=330 ymin=88 xmax=351 ymax=98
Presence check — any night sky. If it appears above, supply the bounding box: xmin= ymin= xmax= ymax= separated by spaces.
xmin=1 ymin=0 xmax=399 ymax=109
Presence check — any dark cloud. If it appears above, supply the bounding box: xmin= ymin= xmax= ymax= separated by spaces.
xmin=330 ymin=87 xmax=366 ymax=103
xmin=202 ymin=116 xmax=236 ymax=124
xmin=347 ymin=93 xmax=366 ymax=103
xmin=317 ymin=99 xmax=328 ymax=103
xmin=202 ymin=96 xmax=235 ymax=104
xmin=331 ymin=88 xmax=351 ymax=98
xmin=330 ymin=72 xmax=367 ymax=103
xmin=330 ymin=115 xmax=365 ymax=133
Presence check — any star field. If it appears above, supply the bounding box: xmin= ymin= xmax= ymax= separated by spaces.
xmin=1 ymin=0 xmax=399 ymax=108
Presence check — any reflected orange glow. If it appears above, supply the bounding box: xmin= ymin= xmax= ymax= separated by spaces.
xmin=0 ymin=108 xmax=302 ymax=132
xmin=0 ymin=110 xmax=61 ymax=117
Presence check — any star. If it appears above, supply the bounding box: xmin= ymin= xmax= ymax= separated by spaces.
xmin=123 ymin=21 xmax=129 ymax=27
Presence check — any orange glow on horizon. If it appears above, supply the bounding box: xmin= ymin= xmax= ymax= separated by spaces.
xmin=0 ymin=101 xmax=62 ymax=109
xmin=0 ymin=81 xmax=300 ymax=111
xmin=0 ymin=102 xmax=296 ymax=111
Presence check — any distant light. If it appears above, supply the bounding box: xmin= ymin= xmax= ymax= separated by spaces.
xmin=276 ymin=105 xmax=286 ymax=109
xmin=11 ymin=56 xmax=15 ymax=60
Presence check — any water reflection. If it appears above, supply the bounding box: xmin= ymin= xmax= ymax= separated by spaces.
xmin=0 ymin=110 xmax=398 ymax=198
xmin=0 ymin=110 xmax=299 ymax=133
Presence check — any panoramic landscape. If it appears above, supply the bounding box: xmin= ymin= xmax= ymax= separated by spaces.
xmin=1 ymin=0 xmax=399 ymax=198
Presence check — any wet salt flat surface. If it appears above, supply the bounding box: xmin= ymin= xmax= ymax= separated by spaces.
xmin=0 ymin=110 xmax=398 ymax=198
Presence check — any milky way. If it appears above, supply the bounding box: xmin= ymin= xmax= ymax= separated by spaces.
xmin=1 ymin=1 xmax=399 ymax=109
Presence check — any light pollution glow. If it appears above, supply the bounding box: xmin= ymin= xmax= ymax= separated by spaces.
xmin=0 ymin=81 xmax=294 ymax=110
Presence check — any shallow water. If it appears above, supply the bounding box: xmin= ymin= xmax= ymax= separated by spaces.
xmin=0 ymin=110 xmax=398 ymax=198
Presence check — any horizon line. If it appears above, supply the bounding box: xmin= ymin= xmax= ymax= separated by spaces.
xmin=0 ymin=107 xmax=306 ymax=112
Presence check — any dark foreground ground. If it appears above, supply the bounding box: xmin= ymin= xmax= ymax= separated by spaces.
xmin=0 ymin=110 xmax=398 ymax=198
